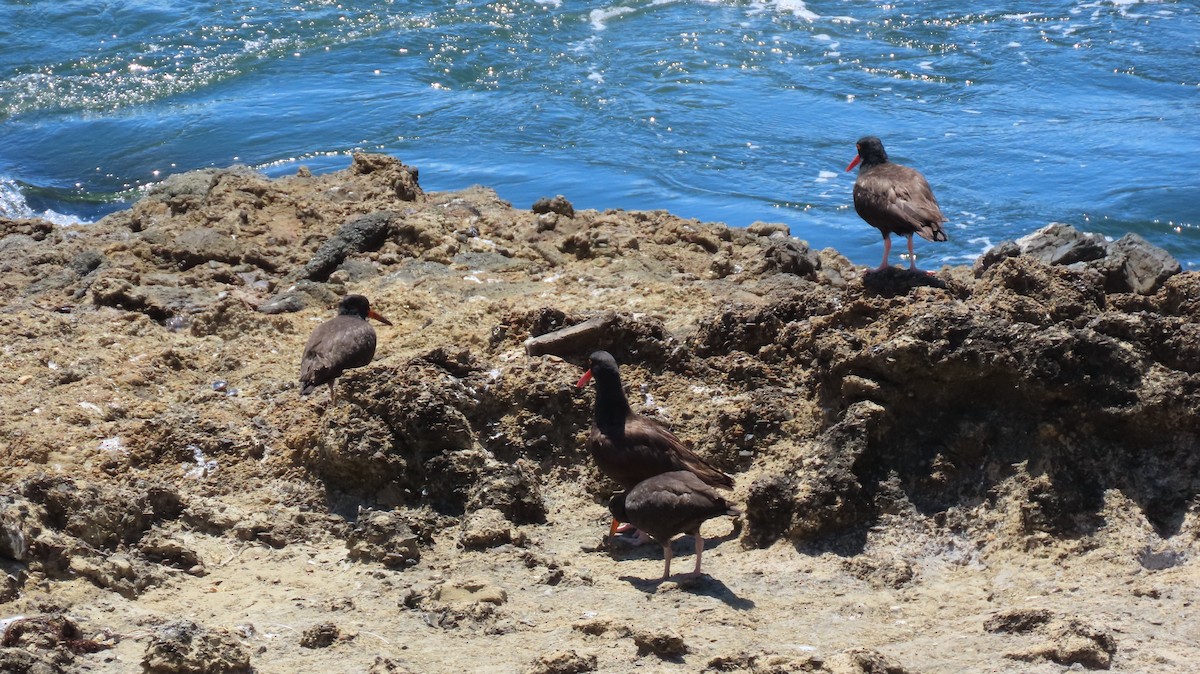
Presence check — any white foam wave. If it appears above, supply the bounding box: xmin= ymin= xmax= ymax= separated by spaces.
xmin=0 ymin=178 xmax=85 ymax=226
xmin=589 ymin=6 xmax=635 ymax=30
xmin=774 ymin=0 xmax=820 ymax=21
xmin=570 ymin=34 xmax=602 ymax=54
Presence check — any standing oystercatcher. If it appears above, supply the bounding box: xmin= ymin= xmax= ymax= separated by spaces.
xmin=846 ymin=136 xmax=948 ymax=272
xmin=609 ymin=471 xmax=741 ymax=579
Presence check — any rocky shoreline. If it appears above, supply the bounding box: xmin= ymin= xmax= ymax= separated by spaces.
xmin=2 ymin=154 xmax=1198 ymax=673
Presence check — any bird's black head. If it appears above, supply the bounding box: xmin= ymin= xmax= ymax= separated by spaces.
xmin=335 ymin=294 xmax=393 ymax=325
xmin=577 ymin=350 xmax=622 ymax=388
xmin=578 ymin=350 xmax=631 ymax=426
xmin=337 ymin=294 xmax=373 ymax=319
xmin=586 ymin=350 xmax=620 ymax=380
xmin=608 ymin=491 xmax=629 ymax=523
xmin=855 ymin=136 xmax=888 ymax=166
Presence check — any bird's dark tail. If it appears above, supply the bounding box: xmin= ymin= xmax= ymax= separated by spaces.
xmin=691 ymin=462 xmax=735 ymax=490
xmin=918 ymin=221 xmax=949 ymax=243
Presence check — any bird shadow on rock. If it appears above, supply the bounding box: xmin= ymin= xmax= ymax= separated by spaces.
xmin=862 ymin=266 xmax=948 ymax=296
xmin=618 ymin=574 xmax=756 ymax=610
xmin=610 ymin=524 xmax=754 ymax=610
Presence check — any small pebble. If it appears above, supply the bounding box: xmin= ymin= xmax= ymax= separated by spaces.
xmin=165 ymin=315 xmax=191 ymax=332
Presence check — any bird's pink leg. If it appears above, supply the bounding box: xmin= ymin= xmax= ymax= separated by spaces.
xmin=906 ymin=234 xmax=936 ymax=275
xmin=661 ymin=543 xmax=673 ymax=580
xmin=689 ymin=535 xmax=705 ymax=576
xmin=328 ymin=380 xmax=338 ymax=405
xmin=877 ymin=234 xmax=892 ymax=271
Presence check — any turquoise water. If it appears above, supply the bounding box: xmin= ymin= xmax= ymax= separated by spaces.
xmin=2 ymin=0 xmax=1198 ymax=268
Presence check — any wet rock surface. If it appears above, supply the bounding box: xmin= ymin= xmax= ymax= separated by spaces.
xmin=979 ymin=222 xmax=1182 ymax=295
xmin=0 ymin=157 xmax=1197 ymax=673
xmin=299 ymin=211 xmax=399 ymax=281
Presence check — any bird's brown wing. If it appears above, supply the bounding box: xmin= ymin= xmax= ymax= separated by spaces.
xmin=854 ymin=165 xmax=948 ymax=242
xmin=299 ymin=316 xmax=377 ymax=393
xmin=623 ymin=415 xmax=734 ymax=489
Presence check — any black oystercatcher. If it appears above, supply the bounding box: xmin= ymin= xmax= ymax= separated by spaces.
xmin=577 ymin=351 xmax=733 ymax=535
xmin=577 ymin=351 xmax=733 ymax=490
xmin=609 ymin=471 xmax=741 ymax=579
xmin=846 ymin=136 xmax=948 ymax=272
xmin=299 ymin=294 xmax=392 ymax=404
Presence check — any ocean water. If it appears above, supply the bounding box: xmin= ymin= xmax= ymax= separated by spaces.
xmin=1 ymin=0 xmax=1197 ymax=269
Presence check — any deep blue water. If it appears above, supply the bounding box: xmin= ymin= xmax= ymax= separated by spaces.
xmin=2 ymin=0 xmax=1198 ymax=269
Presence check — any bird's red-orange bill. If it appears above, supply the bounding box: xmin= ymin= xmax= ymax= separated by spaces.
xmin=846 ymin=155 xmax=862 ymax=172
xmin=576 ymin=369 xmax=593 ymax=388
xmin=367 ymin=309 xmax=393 ymax=326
